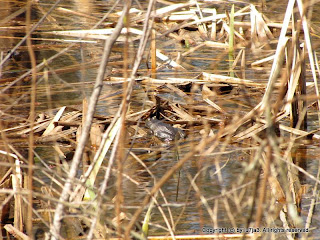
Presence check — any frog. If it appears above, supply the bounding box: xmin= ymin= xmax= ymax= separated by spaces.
xmin=145 ymin=118 xmax=185 ymax=142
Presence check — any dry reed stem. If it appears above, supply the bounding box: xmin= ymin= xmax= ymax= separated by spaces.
xmin=83 ymin=118 xmax=121 ymax=200
xmin=0 ymin=0 xmax=119 ymax=95
xmin=187 ymin=173 xmax=217 ymax=230
xmin=4 ymin=224 xmax=31 ymax=240
xmin=151 ymin=28 xmax=157 ymax=78
xmin=149 ymin=3 xmax=196 ymax=19
xmin=0 ymin=0 xmax=63 ymax=70
xmin=255 ymin=144 xmax=270 ymax=227
xmin=0 ymin=7 xmax=26 ymax=26
xmin=49 ymin=2 xmax=129 ymax=239
xmin=222 ymin=21 xmax=245 ymax=42
xmin=41 ymin=107 xmax=66 ymax=136
xmin=178 ymin=12 xmax=249 ymax=31
xmin=130 ymin=152 xmax=176 ymax=233
xmin=12 ymin=158 xmax=23 ymax=231
xmin=297 ymin=0 xmax=320 ymax=127
xmin=156 ymin=50 xmax=185 ymax=70
xmin=86 ymin=0 xmax=157 ymax=238
xmin=251 ymin=55 xmax=274 ymax=66
xmin=56 ymin=7 xmax=100 ymax=21
xmin=125 ymin=125 xmax=234 ymax=237
xmin=303 ymin=163 xmax=320 ymax=239
xmin=2 ymin=0 xmax=320 ymax=238
xmin=210 ymin=8 xmax=217 ymax=40
xmin=26 ymin=0 xmax=37 ymax=235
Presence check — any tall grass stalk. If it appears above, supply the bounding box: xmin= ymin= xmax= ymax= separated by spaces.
xmin=26 ymin=0 xmax=37 ymax=236
xmin=228 ymin=5 xmax=235 ymax=78
xmin=49 ymin=3 xmax=130 ymax=239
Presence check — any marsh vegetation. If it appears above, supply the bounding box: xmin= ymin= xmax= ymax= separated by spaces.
xmin=1 ymin=0 xmax=320 ymax=239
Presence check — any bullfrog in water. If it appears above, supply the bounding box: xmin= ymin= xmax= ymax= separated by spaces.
xmin=145 ymin=118 xmax=185 ymax=142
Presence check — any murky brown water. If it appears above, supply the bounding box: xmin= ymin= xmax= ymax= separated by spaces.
xmin=1 ymin=0 xmax=320 ymax=239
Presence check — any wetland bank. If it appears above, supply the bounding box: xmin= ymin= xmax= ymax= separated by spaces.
xmin=1 ymin=0 xmax=320 ymax=239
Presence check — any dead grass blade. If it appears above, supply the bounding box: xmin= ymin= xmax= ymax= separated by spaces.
xmin=169 ymin=104 xmax=194 ymax=120
xmin=50 ymin=1 xmax=129 ymax=238
xmin=251 ymin=55 xmax=274 ymax=67
xmin=202 ymin=85 xmax=225 ymax=113
xmin=46 ymin=28 xmax=143 ymax=41
xmin=261 ymin=0 xmax=294 ymax=110
xmin=12 ymin=157 xmax=23 ymax=231
xmin=151 ymin=3 xmax=196 ymax=19
xmin=156 ymin=49 xmax=186 ymax=70
xmin=297 ymin=0 xmax=320 ymax=126
xmin=202 ymin=72 xmax=259 ymax=86
xmin=210 ymin=8 xmax=217 ymax=40
xmin=250 ymin=4 xmax=273 ymax=48
xmin=204 ymin=41 xmax=228 ymax=49
xmin=4 ymin=224 xmax=31 ymax=240
xmin=42 ymin=106 xmax=66 ymax=136
xmin=83 ymin=118 xmax=121 ymax=201
xmin=56 ymin=7 xmax=100 ymax=21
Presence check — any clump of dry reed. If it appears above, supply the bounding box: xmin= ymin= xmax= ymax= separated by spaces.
xmin=0 ymin=0 xmax=320 ymax=239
